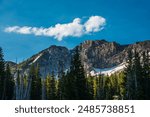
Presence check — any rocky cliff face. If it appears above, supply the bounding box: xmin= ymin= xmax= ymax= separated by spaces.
xmin=78 ymin=40 xmax=150 ymax=72
xmin=18 ymin=45 xmax=71 ymax=77
xmin=12 ymin=40 xmax=150 ymax=77
xmin=78 ymin=40 xmax=127 ymax=70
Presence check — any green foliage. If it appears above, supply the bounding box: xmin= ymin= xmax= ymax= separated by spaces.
xmin=124 ymin=50 xmax=150 ymax=99
xmin=0 ymin=46 xmax=149 ymax=100
xmin=49 ymin=72 xmax=56 ymax=99
xmin=0 ymin=47 xmax=15 ymax=100
xmin=0 ymin=47 xmax=5 ymax=99
xmin=29 ymin=64 xmax=42 ymax=100
xmin=87 ymin=75 xmax=95 ymax=99
xmin=4 ymin=64 xmax=15 ymax=99
xmin=142 ymin=51 xmax=150 ymax=99
xmin=45 ymin=72 xmax=56 ymax=100
xmin=57 ymin=70 xmax=66 ymax=99
xmin=66 ymin=47 xmax=90 ymax=99
xmin=45 ymin=74 xmax=51 ymax=99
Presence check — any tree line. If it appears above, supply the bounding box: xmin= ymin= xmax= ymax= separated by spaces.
xmin=0 ymin=47 xmax=150 ymax=100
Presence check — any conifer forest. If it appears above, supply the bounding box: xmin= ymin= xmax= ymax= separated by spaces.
xmin=0 ymin=47 xmax=150 ymax=100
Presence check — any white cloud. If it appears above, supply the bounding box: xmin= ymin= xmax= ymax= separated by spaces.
xmin=84 ymin=16 xmax=106 ymax=33
xmin=4 ymin=16 xmax=106 ymax=41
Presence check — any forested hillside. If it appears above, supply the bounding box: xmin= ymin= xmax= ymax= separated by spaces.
xmin=0 ymin=45 xmax=150 ymax=100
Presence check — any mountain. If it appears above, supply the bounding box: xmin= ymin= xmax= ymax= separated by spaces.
xmin=10 ymin=39 xmax=150 ymax=77
xmin=18 ymin=45 xmax=71 ymax=77
xmin=78 ymin=40 xmax=150 ymax=75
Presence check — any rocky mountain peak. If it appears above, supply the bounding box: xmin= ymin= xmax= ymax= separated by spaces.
xmin=12 ymin=39 xmax=150 ymax=77
xmin=82 ymin=39 xmax=108 ymax=48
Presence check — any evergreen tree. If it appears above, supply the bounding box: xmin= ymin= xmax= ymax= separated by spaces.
xmin=124 ymin=50 xmax=135 ymax=99
xmin=45 ymin=74 xmax=51 ymax=99
xmin=142 ymin=51 xmax=150 ymax=99
xmin=69 ymin=47 xmax=90 ymax=99
xmin=0 ymin=47 xmax=5 ymax=99
xmin=95 ymin=74 xmax=105 ymax=100
xmin=64 ymin=71 xmax=76 ymax=99
xmin=49 ymin=72 xmax=56 ymax=99
xmin=87 ymin=74 xmax=94 ymax=99
xmin=29 ymin=64 xmax=42 ymax=100
xmin=124 ymin=49 xmax=147 ymax=100
xmin=57 ymin=70 xmax=66 ymax=99
xmin=110 ymin=73 xmax=119 ymax=97
xmin=133 ymin=50 xmax=143 ymax=99
xmin=4 ymin=64 xmax=14 ymax=99
xmin=57 ymin=76 xmax=61 ymax=99
xmin=104 ymin=75 xmax=113 ymax=99
xmin=45 ymin=72 xmax=56 ymax=100
xmin=118 ymin=72 xmax=126 ymax=99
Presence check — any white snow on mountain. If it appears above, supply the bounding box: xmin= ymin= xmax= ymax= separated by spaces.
xmin=90 ymin=62 xmax=126 ymax=76
xmin=31 ymin=53 xmax=43 ymax=64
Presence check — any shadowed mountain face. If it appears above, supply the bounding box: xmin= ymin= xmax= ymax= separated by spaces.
xmin=17 ymin=45 xmax=71 ymax=77
xmin=8 ymin=40 xmax=150 ymax=77
xmin=79 ymin=40 xmax=150 ymax=71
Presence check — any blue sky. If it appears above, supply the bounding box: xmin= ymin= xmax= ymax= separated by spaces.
xmin=0 ymin=0 xmax=150 ymax=62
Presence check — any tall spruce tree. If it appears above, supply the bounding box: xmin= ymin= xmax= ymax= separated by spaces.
xmin=104 ymin=75 xmax=113 ymax=99
xmin=45 ymin=72 xmax=56 ymax=100
xmin=118 ymin=72 xmax=126 ymax=99
xmin=69 ymin=47 xmax=89 ymax=100
xmin=64 ymin=71 xmax=76 ymax=99
xmin=142 ymin=51 xmax=150 ymax=99
xmin=124 ymin=50 xmax=135 ymax=99
xmin=45 ymin=74 xmax=51 ymax=99
xmin=29 ymin=64 xmax=42 ymax=100
xmin=95 ymin=74 xmax=105 ymax=100
xmin=0 ymin=47 xmax=5 ymax=99
xmin=133 ymin=50 xmax=143 ymax=99
xmin=49 ymin=72 xmax=56 ymax=100
xmin=4 ymin=64 xmax=14 ymax=99
xmin=57 ymin=70 xmax=66 ymax=100
xmin=87 ymin=74 xmax=94 ymax=99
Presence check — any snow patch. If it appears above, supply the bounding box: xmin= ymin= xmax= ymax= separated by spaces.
xmin=90 ymin=62 xmax=126 ymax=76
xmin=30 ymin=53 xmax=43 ymax=65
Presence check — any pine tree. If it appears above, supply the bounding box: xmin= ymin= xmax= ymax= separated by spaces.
xmin=29 ymin=64 xmax=42 ymax=100
xmin=87 ymin=74 xmax=94 ymax=99
xmin=0 ymin=47 xmax=5 ymax=99
xmin=110 ymin=73 xmax=118 ymax=97
xmin=57 ymin=70 xmax=66 ymax=99
xmin=104 ymin=75 xmax=113 ymax=99
xmin=45 ymin=72 xmax=56 ymax=100
xmin=95 ymin=74 xmax=105 ymax=99
xmin=64 ymin=71 xmax=76 ymax=99
xmin=124 ymin=50 xmax=135 ymax=99
xmin=69 ymin=47 xmax=90 ymax=99
xmin=49 ymin=72 xmax=56 ymax=99
xmin=4 ymin=64 xmax=14 ymax=99
xmin=124 ymin=49 xmax=146 ymax=99
xmin=35 ymin=64 xmax=42 ymax=99
xmin=142 ymin=51 xmax=150 ymax=99
xmin=45 ymin=74 xmax=51 ymax=99
xmin=133 ymin=50 xmax=143 ymax=99
xmin=57 ymin=76 xmax=61 ymax=99
xmin=56 ymin=61 xmax=64 ymax=99
xmin=118 ymin=72 xmax=126 ymax=99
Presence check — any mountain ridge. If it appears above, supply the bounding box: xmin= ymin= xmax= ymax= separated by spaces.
xmin=7 ymin=39 xmax=150 ymax=77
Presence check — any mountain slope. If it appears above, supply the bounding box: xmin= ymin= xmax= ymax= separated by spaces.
xmin=12 ymin=39 xmax=150 ymax=77
xmin=79 ymin=40 xmax=150 ymax=74
xmin=19 ymin=45 xmax=71 ymax=77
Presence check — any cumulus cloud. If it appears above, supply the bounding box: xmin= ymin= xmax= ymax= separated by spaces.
xmin=4 ymin=16 xmax=106 ymax=41
xmin=84 ymin=16 xmax=106 ymax=33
